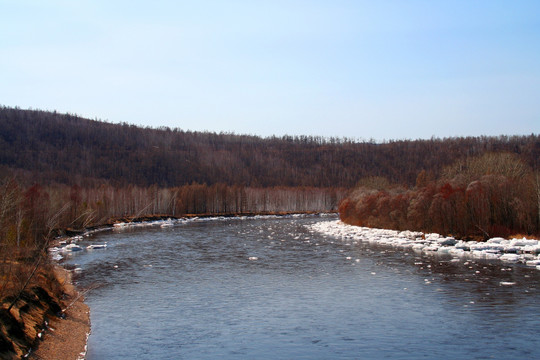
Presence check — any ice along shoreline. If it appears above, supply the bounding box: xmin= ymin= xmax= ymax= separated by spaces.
xmin=309 ymin=220 xmax=540 ymax=270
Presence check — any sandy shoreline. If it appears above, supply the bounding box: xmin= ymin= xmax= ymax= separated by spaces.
xmin=30 ymin=266 xmax=90 ymax=360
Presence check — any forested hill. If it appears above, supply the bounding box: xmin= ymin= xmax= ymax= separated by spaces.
xmin=1 ymin=106 xmax=539 ymax=187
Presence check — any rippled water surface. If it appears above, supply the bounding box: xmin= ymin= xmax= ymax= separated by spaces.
xmin=64 ymin=216 xmax=540 ymax=359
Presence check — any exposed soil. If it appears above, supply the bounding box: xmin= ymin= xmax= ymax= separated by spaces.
xmin=0 ymin=266 xmax=90 ymax=360
xmin=29 ymin=267 xmax=90 ymax=360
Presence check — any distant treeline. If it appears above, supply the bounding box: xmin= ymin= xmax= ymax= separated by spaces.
xmin=1 ymin=106 xmax=539 ymax=188
xmin=340 ymin=153 xmax=540 ymax=239
xmin=1 ymin=181 xmax=342 ymax=248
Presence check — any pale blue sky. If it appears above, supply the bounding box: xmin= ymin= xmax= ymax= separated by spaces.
xmin=1 ymin=0 xmax=539 ymax=140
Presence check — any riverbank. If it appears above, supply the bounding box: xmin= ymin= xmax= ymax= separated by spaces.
xmin=29 ymin=266 xmax=90 ymax=360
xmin=0 ymin=264 xmax=89 ymax=360
xmin=58 ymin=211 xmax=334 ymax=236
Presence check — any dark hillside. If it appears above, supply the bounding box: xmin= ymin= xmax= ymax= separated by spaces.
xmin=1 ymin=106 xmax=538 ymax=187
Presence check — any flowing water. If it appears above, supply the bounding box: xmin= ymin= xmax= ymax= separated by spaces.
xmin=63 ymin=215 xmax=540 ymax=359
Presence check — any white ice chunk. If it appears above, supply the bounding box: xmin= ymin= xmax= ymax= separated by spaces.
xmin=62 ymin=243 xmax=83 ymax=252
xmin=510 ymin=238 xmax=539 ymax=247
xmin=448 ymin=248 xmax=466 ymax=257
xmin=521 ymin=245 xmax=540 ymax=254
xmin=87 ymin=244 xmax=107 ymax=249
xmin=437 ymin=247 xmax=452 ymax=254
xmin=437 ymin=237 xmax=457 ymax=246
xmin=525 ymin=259 xmax=540 ymax=267
xmin=487 ymin=237 xmax=506 ymax=244
xmin=499 ymin=254 xmax=521 ymax=263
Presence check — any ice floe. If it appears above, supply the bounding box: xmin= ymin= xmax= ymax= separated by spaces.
xmin=87 ymin=244 xmax=107 ymax=250
xmin=160 ymin=220 xmax=174 ymax=227
xmin=309 ymin=220 xmax=540 ymax=269
xmin=62 ymin=243 xmax=83 ymax=252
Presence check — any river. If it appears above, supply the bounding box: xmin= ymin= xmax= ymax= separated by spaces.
xmin=62 ymin=215 xmax=540 ymax=359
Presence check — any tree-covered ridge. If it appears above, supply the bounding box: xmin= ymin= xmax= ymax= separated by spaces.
xmin=1 ymin=106 xmax=538 ymax=188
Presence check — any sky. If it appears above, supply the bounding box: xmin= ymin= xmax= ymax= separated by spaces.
xmin=1 ymin=0 xmax=539 ymax=141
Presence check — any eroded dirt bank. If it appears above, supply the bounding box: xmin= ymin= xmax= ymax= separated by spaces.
xmin=0 ymin=266 xmax=90 ymax=360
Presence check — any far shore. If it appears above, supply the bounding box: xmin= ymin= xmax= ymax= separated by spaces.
xmin=58 ymin=210 xmax=337 ymax=237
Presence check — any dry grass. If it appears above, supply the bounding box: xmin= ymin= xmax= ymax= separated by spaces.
xmin=508 ymin=233 xmax=539 ymax=240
